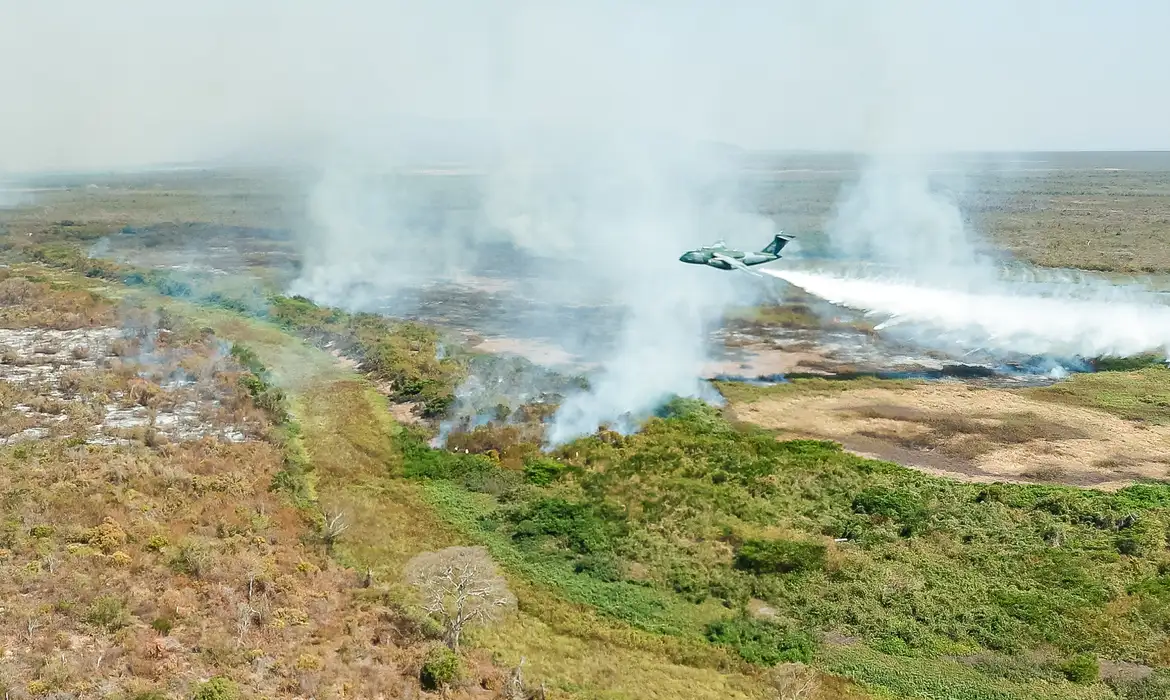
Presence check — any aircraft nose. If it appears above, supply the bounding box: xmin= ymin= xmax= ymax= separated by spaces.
xmin=679 ymin=252 xmax=698 ymax=263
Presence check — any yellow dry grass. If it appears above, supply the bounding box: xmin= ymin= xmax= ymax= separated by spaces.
xmin=730 ymin=382 xmax=1170 ymax=490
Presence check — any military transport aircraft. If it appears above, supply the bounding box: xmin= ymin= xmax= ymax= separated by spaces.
xmin=678 ymin=233 xmax=794 ymax=276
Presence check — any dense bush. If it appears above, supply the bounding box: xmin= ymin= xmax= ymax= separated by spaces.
xmin=509 ymin=498 xmax=625 ymax=555
xmin=405 ymin=365 xmax=1170 ymax=682
xmin=523 ymin=454 xmax=568 ymax=485
xmin=191 ymin=676 xmax=240 ymax=700
xmin=1108 ymin=670 xmax=1170 ymax=700
xmin=733 ymin=538 xmax=826 ymax=575
xmin=705 ymin=618 xmax=815 ymax=665
xmin=419 ymin=645 xmax=461 ymax=690
xmin=1059 ymin=653 xmax=1099 ymax=685
xmin=851 ymin=485 xmax=929 ymax=535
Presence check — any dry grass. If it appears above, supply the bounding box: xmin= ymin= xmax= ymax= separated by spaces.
xmin=847 ymin=404 xmax=1088 ymax=459
xmin=0 ymin=436 xmax=515 ymax=699
xmin=0 ymin=272 xmax=116 ymax=330
xmin=730 ymin=382 xmax=1170 ymax=490
xmin=0 ymin=285 xmax=537 ymax=699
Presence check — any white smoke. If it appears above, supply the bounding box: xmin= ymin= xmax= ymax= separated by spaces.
xmin=824 ymin=154 xmax=1001 ymax=289
xmin=767 ymin=152 xmax=1170 ymax=362
xmin=291 ymin=129 xmax=770 ymax=445
xmin=765 ymin=268 xmax=1170 ymax=359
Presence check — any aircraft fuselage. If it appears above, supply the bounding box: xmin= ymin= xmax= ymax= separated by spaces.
xmin=678 ymin=250 xmax=778 ymax=269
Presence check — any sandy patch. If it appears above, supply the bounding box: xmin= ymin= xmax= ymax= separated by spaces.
xmin=471 ymin=336 xmax=584 ymax=369
xmin=730 ymin=383 xmax=1170 ymax=489
xmin=388 ymin=401 xmax=424 ymax=426
xmin=703 ymin=343 xmax=832 ymax=379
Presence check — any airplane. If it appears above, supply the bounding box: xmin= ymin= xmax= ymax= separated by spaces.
xmin=678 ymin=233 xmax=795 ymax=276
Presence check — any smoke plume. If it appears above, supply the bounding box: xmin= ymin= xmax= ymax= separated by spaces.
xmin=292 ymin=130 xmax=770 ymax=445
xmin=767 ymin=153 xmax=1170 ymax=362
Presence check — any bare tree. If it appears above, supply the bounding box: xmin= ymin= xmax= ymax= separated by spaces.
xmin=770 ymin=662 xmax=820 ymax=700
xmin=505 ymin=657 xmax=527 ymax=700
xmin=403 ymin=546 xmax=516 ymax=652
xmin=320 ymin=507 xmax=349 ymax=553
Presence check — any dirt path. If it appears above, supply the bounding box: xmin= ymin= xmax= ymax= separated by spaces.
xmin=731 ymin=383 xmax=1170 ymax=490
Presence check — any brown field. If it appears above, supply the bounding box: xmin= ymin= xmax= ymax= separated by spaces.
xmin=727 ymin=379 xmax=1170 ymax=490
xmin=0 ymin=268 xmax=538 ymax=700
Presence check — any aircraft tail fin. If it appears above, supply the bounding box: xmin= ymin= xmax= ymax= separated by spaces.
xmin=762 ymin=232 xmax=794 ymax=256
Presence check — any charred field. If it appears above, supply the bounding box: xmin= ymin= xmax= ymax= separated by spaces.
xmin=2 ymin=155 xmax=1170 ymax=700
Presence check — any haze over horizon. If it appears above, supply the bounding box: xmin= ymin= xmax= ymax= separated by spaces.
xmin=3 ymin=0 xmax=1169 ymax=173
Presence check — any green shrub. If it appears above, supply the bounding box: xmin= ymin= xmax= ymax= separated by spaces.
xmin=705 ymin=618 xmax=815 ymax=665
xmin=191 ymin=676 xmax=239 ymax=700
xmin=420 ymin=645 xmax=461 ymax=690
xmin=1092 ymin=353 xmax=1166 ymax=372
xmin=402 ymin=437 xmax=511 ymax=494
xmin=574 ymin=552 xmax=624 ymax=582
xmin=84 ymin=595 xmax=131 ymax=632
xmin=852 ymin=485 xmax=929 ymax=535
xmin=667 ymin=565 xmax=710 ymax=603
xmin=151 ymin=616 xmax=174 ymax=635
xmin=28 ymin=525 xmax=55 ymax=539
xmin=168 ymin=539 xmax=211 ymax=577
xmin=509 ymin=498 xmax=625 ymax=555
xmin=1060 ymin=653 xmax=1099 ymax=685
xmin=1109 ymin=670 xmax=1170 ymax=700
xmin=733 ymin=538 xmax=826 ymax=575
xmin=523 ymin=455 xmax=568 ymax=485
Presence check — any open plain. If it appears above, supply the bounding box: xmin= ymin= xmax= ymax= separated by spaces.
xmin=2 ymin=152 xmax=1170 ymax=700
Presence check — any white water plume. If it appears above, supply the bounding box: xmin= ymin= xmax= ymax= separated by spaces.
xmin=782 ymin=150 xmax=1170 ymax=364
xmin=766 ymin=268 xmax=1170 ymax=360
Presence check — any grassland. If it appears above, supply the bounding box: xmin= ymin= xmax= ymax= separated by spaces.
xmin=744 ymin=151 xmax=1170 ymax=274
xmin=722 ymin=377 xmax=1170 ymax=490
xmin=3 ymin=157 xmax=1170 ymax=700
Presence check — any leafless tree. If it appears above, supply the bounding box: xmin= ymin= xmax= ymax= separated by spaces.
xmin=235 ymin=602 xmax=262 ymax=646
xmin=403 ymin=546 xmax=516 ymax=652
xmin=320 ymin=507 xmax=349 ymax=553
xmin=24 ymin=615 xmax=40 ymax=642
xmin=505 ymin=657 xmax=527 ymax=700
xmin=770 ymin=662 xmax=820 ymax=700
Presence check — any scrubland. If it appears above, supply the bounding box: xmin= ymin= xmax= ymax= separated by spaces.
xmin=2 ymin=157 xmax=1170 ymax=700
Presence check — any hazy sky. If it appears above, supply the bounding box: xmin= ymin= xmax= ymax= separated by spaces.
xmin=3 ymin=0 xmax=1168 ymax=172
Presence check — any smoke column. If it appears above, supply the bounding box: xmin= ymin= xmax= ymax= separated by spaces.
xmin=292 ymin=129 xmax=771 ymax=445
xmin=764 ymin=153 xmax=1170 ymax=361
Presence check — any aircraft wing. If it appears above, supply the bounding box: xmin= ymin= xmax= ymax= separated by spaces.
xmin=712 ymin=252 xmax=762 ymax=277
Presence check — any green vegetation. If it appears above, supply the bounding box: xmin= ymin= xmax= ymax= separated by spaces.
xmin=420 ymin=645 xmax=462 ymax=690
xmin=398 ymin=396 xmax=1170 ymax=698
xmin=713 ymin=376 xmax=918 ymax=404
xmin=1091 ymin=354 xmax=1167 ymax=373
xmin=706 ymin=618 xmax=816 ymax=665
xmin=267 ymin=294 xmax=466 ymax=417
xmin=191 ymin=676 xmax=241 ymax=700
xmin=1027 ymin=366 xmax=1170 ymax=424
xmin=1061 ymin=654 xmax=1100 ymax=685
xmin=6 ymin=166 xmax=1170 ymax=699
